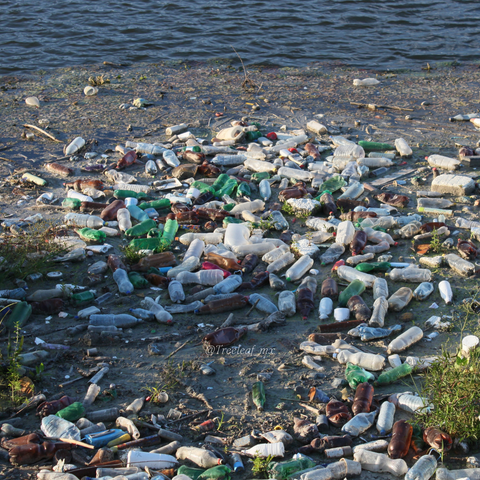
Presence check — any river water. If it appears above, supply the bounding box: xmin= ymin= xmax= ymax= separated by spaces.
xmin=1 ymin=0 xmax=479 ymax=75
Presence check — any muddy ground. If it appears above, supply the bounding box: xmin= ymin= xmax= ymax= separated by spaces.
xmin=1 ymin=60 xmax=480 ymax=479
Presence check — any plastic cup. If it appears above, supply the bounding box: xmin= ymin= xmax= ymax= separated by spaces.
xmin=462 ymin=335 xmax=479 ymax=356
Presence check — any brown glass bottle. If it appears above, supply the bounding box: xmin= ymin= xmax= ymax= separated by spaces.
xmin=319 ymin=192 xmax=338 ymax=216
xmin=279 ymin=182 xmax=308 ymax=201
xmin=196 ymin=295 xmax=249 ymax=315
xmin=107 ymin=254 xmax=127 ymax=272
xmin=202 ymin=325 xmax=248 ymax=346
xmin=321 ymin=278 xmax=338 ymax=300
xmin=352 ymin=382 xmax=374 ymax=415
xmin=296 ymin=288 xmax=315 ymax=320
xmin=326 ymin=399 xmax=352 ymax=427
xmin=100 ymin=199 xmax=126 ymax=221
xmin=350 ymin=231 xmax=368 ymax=255
xmin=204 ymin=252 xmax=242 ymax=272
xmin=241 ymin=254 xmax=259 ymax=274
xmin=116 ymin=150 xmax=137 ymax=169
xmin=423 ymin=427 xmax=452 ymax=451
xmin=347 ymin=295 xmax=372 ymax=322
xmin=9 ymin=442 xmax=71 ymax=465
xmin=388 ymin=420 xmax=413 ymax=459
xmin=31 ymin=299 xmax=65 ymax=315
xmin=130 ymin=252 xmax=177 ymax=271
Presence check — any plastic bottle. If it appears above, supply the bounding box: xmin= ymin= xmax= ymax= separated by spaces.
xmin=5 ymin=301 xmax=32 ymax=330
xmin=319 ymin=297 xmax=333 ymax=320
xmin=41 ymin=415 xmax=81 ymax=441
xmin=242 ymin=442 xmax=285 ymax=458
xmin=444 ymin=253 xmax=474 ymax=276
xmin=0 ymin=288 xmax=26 ymax=300
xmin=342 ymin=410 xmax=377 ymax=436
xmin=438 ymin=280 xmax=453 ymax=304
xmin=320 ymin=244 xmax=345 ymax=265
xmin=89 ymin=314 xmax=142 ymax=328
xmin=285 ymin=255 xmax=313 ymax=282
xmin=376 ymin=401 xmax=396 ymax=435
xmin=113 ymin=268 xmax=134 ymax=295
xmin=413 ymin=282 xmax=434 ymax=301
xmin=265 ymin=252 xmax=294 ymax=273
xmin=71 ymin=291 xmax=95 ymax=305
xmin=195 ymin=295 xmax=248 ymax=314
xmin=335 ymin=266 xmax=376 ymax=288
xmin=387 ymin=287 xmax=413 ymax=311
xmin=353 ymin=449 xmax=408 ymax=476
xmin=177 ymin=270 xmax=223 ymax=286
xmin=387 ymin=326 xmax=423 ymax=354
xmin=141 ymin=297 xmax=173 ymax=324
xmin=423 ymin=427 xmax=452 ymax=451
xmin=335 ymin=221 xmax=355 ymax=246
xmin=362 ymin=241 xmax=389 ymax=254
xmin=369 ymin=297 xmax=388 ymax=328
xmin=376 ymin=363 xmax=413 ymax=386
xmin=388 ymin=420 xmax=413 ymax=458
xmin=168 ymin=281 xmax=185 ymax=303
xmin=176 ymin=447 xmax=223 ymax=468
xmin=335 ymin=350 xmax=385 ymax=371
xmin=405 ymin=453 xmax=438 ymax=480
xmin=352 ymin=383 xmax=374 ymax=415
xmin=259 ymin=179 xmax=271 ymax=201
xmin=338 ymin=280 xmax=365 ymax=307
xmin=278 ymin=291 xmax=296 ymax=317
xmin=212 ymin=275 xmax=242 ymax=294
xmin=350 ymin=231 xmax=368 ymax=256
xmin=65 ymin=213 xmax=104 ymax=228
xmin=395 ymin=138 xmax=412 ymax=157
xmin=347 ymin=296 xmax=371 ymax=322
xmin=387 ymin=267 xmax=431 ymax=283
xmin=249 ymin=293 xmax=278 ymax=314
xmin=268 ymin=455 xmax=316 ymax=479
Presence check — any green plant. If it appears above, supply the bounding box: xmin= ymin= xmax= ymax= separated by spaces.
xmin=252 ymin=455 xmax=273 ymax=478
xmin=121 ymin=245 xmax=143 ymax=264
xmin=5 ymin=323 xmax=24 ymax=404
xmin=429 ymin=228 xmax=442 ymax=254
xmin=217 ymin=411 xmax=225 ymax=431
xmin=34 ymin=362 xmax=45 ymax=381
xmin=281 ymin=203 xmax=295 ymax=216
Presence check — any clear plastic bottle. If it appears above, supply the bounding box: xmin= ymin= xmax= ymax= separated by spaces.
xmin=83 ymin=384 xmax=101 ymax=406
xmin=0 ymin=288 xmax=27 ymax=300
xmin=278 ymin=291 xmax=296 ymax=317
xmin=388 ymin=287 xmax=413 ymax=311
xmin=176 ymin=447 xmax=223 ymax=468
xmin=387 ymin=267 xmax=432 ymax=283
xmin=369 ymin=297 xmax=388 ymax=328
xmin=335 ymin=221 xmax=355 ymax=246
xmin=249 ymin=293 xmax=278 ymax=314
xmin=75 ymin=305 xmax=100 ymax=319
xmin=266 ymin=252 xmax=295 ymax=273
xmin=259 ymin=179 xmax=271 ymax=201
xmin=376 ymin=401 xmax=396 ymax=435
xmin=140 ymin=297 xmax=173 ymax=324
xmin=335 ymin=350 xmax=385 ymax=371
xmin=89 ymin=314 xmax=141 ymax=328
xmin=363 ymin=241 xmax=390 ymax=254
xmin=270 ymin=210 xmax=289 ymax=231
xmin=168 ymin=281 xmax=185 ymax=303
xmin=387 ymin=326 xmax=423 ymax=354
xmin=230 ymin=200 xmax=265 ymax=214
xmin=145 ymin=160 xmax=158 ymax=175
xmin=347 ymin=252 xmax=375 ymax=266
xmin=342 ymin=410 xmax=377 ymax=436
xmin=363 ymin=227 xmax=396 ymax=246
xmin=129 ymin=308 xmax=156 ymax=320
xmin=113 ymin=268 xmax=134 ymax=295
xmin=233 ymin=243 xmax=275 ymax=257
xmin=263 ymin=244 xmax=290 ymax=264
xmin=286 ymin=255 xmax=314 ymax=282
xmin=334 ymin=143 xmax=365 ymax=159
xmin=167 ymin=256 xmax=200 ymax=278
xmin=405 ymin=454 xmax=438 ymax=480
xmin=65 ymin=213 xmax=104 ymax=228
xmin=163 ymin=150 xmax=180 ymax=168
xmin=320 ymin=244 xmax=345 ymax=265
xmin=125 ymin=141 xmax=166 ymax=155
xmin=117 ymin=208 xmax=132 ymax=232
xmin=319 ymin=297 xmax=333 ymax=320
xmin=353 ymin=449 xmax=408 ymax=476
xmin=413 ymin=282 xmax=434 ymax=301
xmin=41 ymin=415 xmax=81 ymax=440
xmin=213 ymin=275 xmax=243 ymax=294
xmin=306 ymin=217 xmax=337 ymax=233
xmin=373 ymin=277 xmax=389 ymax=300
xmin=444 ymin=253 xmax=475 ymax=276
xmin=396 ymin=221 xmax=422 ymax=238
xmin=439 ymin=280 xmax=453 ymax=304
xmin=338 ymin=182 xmax=364 ymax=200
xmin=176 ymin=270 xmax=223 ymax=286
xmin=395 ymin=138 xmax=412 ymax=157
xmin=389 ymin=393 xmax=432 ymax=414
xmin=335 ymin=266 xmax=376 ymax=288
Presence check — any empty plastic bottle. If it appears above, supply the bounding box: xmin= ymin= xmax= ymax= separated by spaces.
xmin=140 ymin=297 xmax=173 ymax=324
xmin=413 ymin=282 xmax=434 ymax=301
xmin=336 ymin=266 xmax=376 ymax=288
xmin=213 ymin=275 xmax=242 ymax=294
xmin=363 ymin=241 xmax=390 ymax=254
xmin=319 ymin=297 xmax=333 ymax=320
xmin=113 ymin=268 xmax=134 ymax=295
xmin=352 ymin=383 xmax=374 ymax=415
xmin=65 ymin=213 xmax=104 ymax=228
xmin=405 ymin=453 xmax=439 ymax=480
xmin=444 ymin=253 xmax=474 ymax=276
xmin=89 ymin=314 xmax=141 ymax=328
xmin=338 ymin=280 xmax=365 ymax=307
xmin=177 ymin=270 xmax=223 ymax=286
xmin=268 ymin=455 xmax=316 ymax=479
xmin=387 ymin=326 xmax=423 ymax=354
xmin=259 ymin=179 xmax=271 ymax=202
xmin=270 ymin=211 xmax=289 ymax=231
xmin=321 ymin=278 xmax=339 ymax=299
xmin=438 ymin=280 xmax=453 ymax=304
xmin=249 ymin=293 xmax=278 ymax=314
xmin=242 ymin=442 xmax=285 ymax=458
xmin=388 ymin=287 xmax=413 ymax=311
xmin=388 ymin=420 xmax=413 ymax=458
xmin=286 ymin=255 xmax=314 ymax=282
xmin=376 ymin=363 xmax=413 ymax=386
xmin=335 ymin=221 xmax=355 ymax=246
xmin=376 ymin=401 xmax=396 ymax=435
xmin=41 ymin=416 xmax=81 ymax=441
xmin=354 ymin=449 xmax=408 ymax=477
xmin=335 ymin=350 xmax=385 ymax=371
xmin=347 ymin=296 xmax=371 ymax=322
xmin=387 ymin=267 xmax=431 ymax=283
xmin=168 ymin=281 xmax=185 ymax=303
xmin=176 ymin=447 xmax=223 ymax=468
xmin=369 ymin=297 xmax=388 ymax=328
xmin=279 ymin=291 xmax=296 ymax=317
xmin=342 ymin=410 xmax=377 ymax=437
xmin=320 ymin=244 xmax=345 ymax=265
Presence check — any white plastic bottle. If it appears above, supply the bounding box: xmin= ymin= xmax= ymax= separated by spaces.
xmin=66 ymin=137 xmax=85 ymax=156
xmin=335 ymin=221 xmax=355 ymax=246
xmin=223 ymin=223 xmax=250 ymax=248
xmin=335 ymin=350 xmax=385 ymax=371
xmin=336 ymin=266 xmax=376 ymax=288
xmin=353 ymin=78 xmax=380 ymax=87
xmin=346 ymin=252 xmax=375 ymax=266
xmin=438 ymin=280 xmax=453 ymax=304
xmin=140 ymin=297 xmax=173 ymax=324
xmin=319 ymin=297 xmax=333 ymax=320
xmin=176 ymin=270 xmax=223 ymax=286
xmin=353 ymin=449 xmax=408 ymax=476
xmin=168 ymin=281 xmax=185 ymax=303
xmin=286 ymin=255 xmax=314 ymax=282
xmin=113 ymin=268 xmax=134 ymax=295
xmin=126 ymin=141 xmax=166 ymax=155
xmin=342 ymin=410 xmax=377 ymax=436
xmin=116 ymin=208 xmax=131 ymax=232
xmin=41 ymin=416 xmax=81 ymax=441
xmin=259 ymin=179 xmax=271 ymax=201
xmin=278 ymin=291 xmax=296 ymax=317
xmin=67 ymin=190 xmax=93 ymax=202
xmin=127 ymin=451 xmax=177 ymax=469
xmin=176 ymin=446 xmax=223 ymax=467
xmin=376 ymin=401 xmax=395 ymax=435
xmin=183 ymin=238 xmax=205 ymax=261
xmin=76 ymin=306 xmax=100 ymax=319
xmin=242 ymin=442 xmax=285 ymax=458
xmin=369 ymin=297 xmax=388 ymax=328
xmin=167 ymin=256 xmax=200 ymax=278
xmin=387 ymin=326 xmax=423 ymax=354
xmin=387 ymin=267 xmax=432 ymax=283
xmin=389 ymin=393 xmax=432 ymax=414
xmin=395 ymin=138 xmax=412 ymax=157
xmin=363 ymin=227 xmax=396 ymax=245
xmin=213 ymin=275 xmax=243 ymax=294
xmin=373 ymin=277 xmax=389 ymax=300
xmin=65 ymin=213 xmax=104 ymax=228
xmin=114 ymin=182 xmax=151 ymax=193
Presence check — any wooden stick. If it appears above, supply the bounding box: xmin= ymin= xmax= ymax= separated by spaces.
xmin=59 ymin=376 xmax=84 ymax=388
xmin=0 ymin=156 xmax=14 ymax=163
xmin=23 ymin=124 xmax=62 ymax=143
xmin=166 ymin=409 xmax=209 ymax=425
xmin=165 ymin=340 xmax=190 ymax=360
xmin=299 ymin=403 xmax=321 ymax=415
xmin=59 ymin=437 xmax=94 ymax=449
xmin=246 ymin=298 xmax=260 ymax=317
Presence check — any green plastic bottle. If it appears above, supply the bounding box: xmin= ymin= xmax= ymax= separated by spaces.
xmin=5 ymin=301 xmax=32 ymax=331
xmin=251 ymin=171 xmax=270 ymax=182
xmin=127 ymin=205 xmax=150 ymax=223
xmin=223 ymin=217 xmax=244 ymax=227
xmin=268 ymin=456 xmax=316 ymax=480
xmin=317 ymin=175 xmax=346 ymax=195
xmin=128 ymin=272 xmax=149 ymax=289
xmin=345 ymin=363 xmax=375 ymax=389
xmin=191 ymin=181 xmax=215 ymax=194
xmin=216 ymin=178 xmax=238 ymax=199
xmin=76 ymin=228 xmax=106 ymax=243
xmin=236 ymin=182 xmax=251 ymax=197
xmin=356 ymin=262 xmax=391 ymax=273
xmin=375 ymin=362 xmax=413 ymax=386
xmin=129 ymin=237 xmax=163 ymax=252
xmin=161 ymin=218 xmax=178 ymax=247
xmin=56 ymin=402 xmax=85 ymax=422
xmin=177 ymin=465 xmax=205 ymax=480
xmin=62 ymin=198 xmax=81 ymax=209
xmin=198 ymin=465 xmax=233 ymax=480
xmin=147 ymin=227 xmax=163 ymax=238
xmin=338 ymin=280 xmax=365 ymax=307
xmin=212 ymin=173 xmax=230 ymax=192
xmin=125 ymin=219 xmax=157 ymax=237
xmin=222 ymin=203 xmax=235 ymax=212
xmin=358 ymin=140 xmax=395 ymax=151
xmin=114 ymin=190 xmax=149 ymax=200
xmin=246 ymin=131 xmax=262 ymax=142
xmin=138 ymin=199 xmax=171 ymax=210
xmin=252 ymin=381 xmax=266 ymax=411
xmin=71 ymin=291 xmax=95 ymax=305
